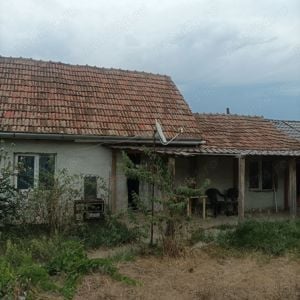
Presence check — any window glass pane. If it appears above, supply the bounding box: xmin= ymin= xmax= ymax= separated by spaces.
xmin=84 ymin=176 xmax=97 ymax=200
xmin=262 ymin=161 xmax=273 ymax=190
xmin=39 ymin=155 xmax=55 ymax=189
xmin=249 ymin=161 xmax=259 ymax=189
xmin=17 ymin=156 xmax=35 ymax=189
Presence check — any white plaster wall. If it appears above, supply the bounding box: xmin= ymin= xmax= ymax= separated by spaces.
xmin=244 ymin=158 xmax=287 ymax=210
xmin=182 ymin=155 xmax=287 ymax=211
xmin=2 ymin=139 xmax=112 ymax=202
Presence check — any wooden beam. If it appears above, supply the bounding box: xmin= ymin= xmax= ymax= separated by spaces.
xmin=111 ymin=150 xmax=117 ymax=213
xmin=168 ymin=156 xmax=176 ymax=185
xmin=288 ymin=158 xmax=297 ymax=217
xmin=238 ymin=156 xmax=245 ymax=219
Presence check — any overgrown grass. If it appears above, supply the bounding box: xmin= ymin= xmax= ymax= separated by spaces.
xmin=191 ymin=220 xmax=300 ymax=256
xmin=0 ymin=217 xmax=139 ymax=299
xmin=69 ymin=219 xmax=140 ymax=249
xmin=0 ymin=237 xmax=137 ymax=299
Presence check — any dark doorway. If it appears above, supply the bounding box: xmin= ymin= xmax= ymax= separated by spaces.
xmin=127 ymin=153 xmax=141 ymax=209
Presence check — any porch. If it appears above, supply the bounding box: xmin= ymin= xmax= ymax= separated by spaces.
xmin=174 ymin=154 xmax=299 ymax=219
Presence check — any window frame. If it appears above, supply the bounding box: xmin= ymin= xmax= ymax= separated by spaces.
xmin=248 ymin=158 xmax=273 ymax=192
xmin=14 ymin=153 xmax=56 ymax=190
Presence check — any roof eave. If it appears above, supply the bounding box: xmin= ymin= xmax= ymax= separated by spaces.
xmin=0 ymin=131 xmax=204 ymax=146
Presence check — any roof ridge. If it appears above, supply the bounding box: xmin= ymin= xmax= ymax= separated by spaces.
xmin=194 ymin=112 xmax=264 ymax=119
xmin=0 ymin=55 xmax=171 ymax=79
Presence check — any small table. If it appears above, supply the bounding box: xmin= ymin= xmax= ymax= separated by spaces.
xmin=187 ymin=195 xmax=207 ymax=219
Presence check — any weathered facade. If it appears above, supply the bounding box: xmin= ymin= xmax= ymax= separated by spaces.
xmin=0 ymin=56 xmax=300 ymax=218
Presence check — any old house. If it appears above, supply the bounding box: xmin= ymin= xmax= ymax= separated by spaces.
xmin=0 ymin=56 xmax=202 ymax=213
xmin=0 ymin=56 xmax=299 ymax=218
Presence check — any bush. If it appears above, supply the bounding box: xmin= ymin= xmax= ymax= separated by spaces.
xmin=69 ymin=217 xmax=140 ymax=249
xmin=0 ymin=236 xmax=136 ymax=299
xmin=0 ymin=145 xmax=21 ymax=225
xmin=0 ymin=257 xmax=15 ymax=298
xmin=218 ymin=220 xmax=300 ymax=255
xmin=190 ymin=220 xmax=300 ymax=256
xmin=190 ymin=228 xmax=215 ymax=245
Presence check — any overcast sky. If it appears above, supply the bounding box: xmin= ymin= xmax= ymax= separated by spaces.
xmin=1 ymin=0 xmax=299 ymax=120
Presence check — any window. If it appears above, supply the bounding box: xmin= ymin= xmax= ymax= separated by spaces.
xmin=248 ymin=159 xmax=273 ymax=191
xmin=262 ymin=161 xmax=273 ymax=190
xmin=17 ymin=156 xmax=35 ymax=189
xmin=249 ymin=161 xmax=259 ymax=189
xmin=15 ymin=154 xmax=55 ymax=189
xmin=39 ymin=155 xmax=55 ymax=189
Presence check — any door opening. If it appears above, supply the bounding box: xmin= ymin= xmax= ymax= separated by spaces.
xmin=127 ymin=153 xmax=141 ymax=210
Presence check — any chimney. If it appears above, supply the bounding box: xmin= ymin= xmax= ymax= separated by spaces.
xmin=226 ymin=107 xmax=230 ymax=114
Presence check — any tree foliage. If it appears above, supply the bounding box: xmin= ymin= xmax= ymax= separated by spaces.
xmin=0 ymin=145 xmax=20 ymax=225
xmin=122 ymin=149 xmax=209 ymax=256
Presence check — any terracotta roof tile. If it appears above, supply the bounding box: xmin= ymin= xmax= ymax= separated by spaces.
xmin=194 ymin=113 xmax=300 ymax=151
xmin=0 ymin=56 xmax=200 ymax=140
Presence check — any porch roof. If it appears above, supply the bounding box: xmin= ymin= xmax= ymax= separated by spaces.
xmin=110 ymin=145 xmax=300 ymax=157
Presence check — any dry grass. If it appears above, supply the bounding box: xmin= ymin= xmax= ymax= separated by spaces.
xmin=75 ymin=248 xmax=300 ymax=300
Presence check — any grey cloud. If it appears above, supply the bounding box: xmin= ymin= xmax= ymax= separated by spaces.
xmin=0 ymin=0 xmax=299 ymax=119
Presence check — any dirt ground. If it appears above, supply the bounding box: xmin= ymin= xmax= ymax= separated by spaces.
xmin=75 ymin=248 xmax=300 ymax=300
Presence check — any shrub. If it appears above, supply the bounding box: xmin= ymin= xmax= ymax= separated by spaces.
xmin=218 ymin=220 xmax=300 ymax=255
xmin=19 ymin=169 xmax=82 ymax=234
xmin=190 ymin=228 xmax=215 ymax=245
xmin=68 ymin=215 xmax=140 ymax=249
xmin=0 ymin=257 xmax=15 ymax=298
xmin=0 ymin=236 xmax=136 ymax=299
xmin=190 ymin=220 xmax=300 ymax=256
xmin=0 ymin=144 xmax=21 ymax=225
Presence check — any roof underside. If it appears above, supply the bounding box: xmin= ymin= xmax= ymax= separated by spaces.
xmin=0 ymin=57 xmax=200 ymax=140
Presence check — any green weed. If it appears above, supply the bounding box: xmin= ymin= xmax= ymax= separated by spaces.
xmin=0 ymin=236 xmax=137 ymax=299
xmin=191 ymin=220 xmax=300 ymax=256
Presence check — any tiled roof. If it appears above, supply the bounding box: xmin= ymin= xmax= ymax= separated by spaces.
xmin=194 ymin=113 xmax=300 ymax=152
xmin=270 ymin=120 xmax=300 ymax=141
xmin=112 ymin=145 xmax=300 ymax=157
xmin=0 ymin=56 xmax=200 ymax=140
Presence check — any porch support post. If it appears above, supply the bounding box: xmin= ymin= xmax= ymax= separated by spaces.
xmin=111 ymin=150 xmax=117 ymax=213
xmin=168 ymin=156 xmax=176 ymax=183
xmin=238 ymin=156 xmax=245 ymax=220
xmin=288 ymin=158 xmax=297 ymax=217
